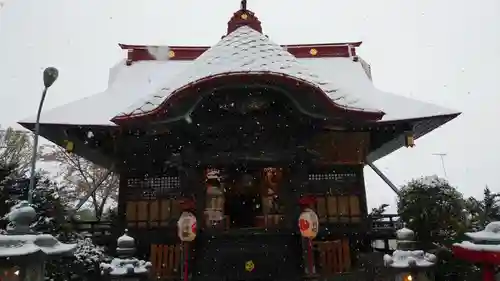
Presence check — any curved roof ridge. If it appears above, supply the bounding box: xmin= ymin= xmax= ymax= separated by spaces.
xmin=113 ymin=26 xmax=383 ymax=121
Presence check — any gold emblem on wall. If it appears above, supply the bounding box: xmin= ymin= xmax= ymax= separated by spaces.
xmin=245 ymin=260 xmax=255 ymax=272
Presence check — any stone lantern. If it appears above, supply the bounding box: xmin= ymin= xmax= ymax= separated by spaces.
xmin=383 ymin=227 xmax=437 ymax=281
xmin=100 ymin=231 xmax=152 ymax=281
xmin=0 ymin=201 xmax=76 ymax=281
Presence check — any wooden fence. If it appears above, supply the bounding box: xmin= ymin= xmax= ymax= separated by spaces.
xmin=149 ymin=244 xmax=182 ymax=279
xmin=314 ymin=240 xmax=352 ymax=274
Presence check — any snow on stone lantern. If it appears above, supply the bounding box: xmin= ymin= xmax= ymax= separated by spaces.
xmin=100 ymin=231 xmax=152 ymax=281
xmin=0 ymin=201 xmax=76 ymax=281
xmin=452 ymin=221 xmax=500 ymax=281
xmin=383 ymin=227 xmax=437 ymax=281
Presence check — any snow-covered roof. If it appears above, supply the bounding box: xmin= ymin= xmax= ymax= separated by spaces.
xmin=384 ymin=250 xmax=437 ymax=268
xmin=396 ymin=227 xmax=415 ymax=241
xmin=454 ymin=241 xmax=500 ymax=252
xmin=117 ymin=233 xmax=134 ymax=244
xmin=114 ymin=26 xmax=382 ymax=119
xmin=0 ymin=234 xmax=76 ymax=257
xmin=465 ymin=222 xmax=500 ymax=242
xmin=20 ymin=29 xmax=458 ymax=126
xmin=452 ymin=222 xmax=500 ymax=260
xmin=0 ymin=202 xmax=76 ymax=258
xmin=21 ymin=60 xmax=192 ymax=126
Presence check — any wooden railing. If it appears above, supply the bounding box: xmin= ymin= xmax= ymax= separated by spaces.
xmin=371 ymin=213 xmax=400 ymax=225
xmin=149 ymin=244 xmax=181 ymax=279
xmin=254 ymin=214 xmax=283 ymax=228
xmin=370 ymin=214 xmax=401 ymax=236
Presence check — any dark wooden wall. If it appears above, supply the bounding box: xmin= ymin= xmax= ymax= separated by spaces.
xmin=113 ymin=86 xmax=376 ymax=280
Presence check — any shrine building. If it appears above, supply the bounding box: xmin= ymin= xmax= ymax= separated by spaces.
xmin=19 ymin=2 xmax=460 ymax=281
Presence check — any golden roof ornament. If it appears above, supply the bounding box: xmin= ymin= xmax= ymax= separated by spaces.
xmin=226 ymin=0 xmax=262 ymax=34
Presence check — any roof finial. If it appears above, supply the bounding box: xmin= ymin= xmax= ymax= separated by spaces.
xmin=241 ymin=0 xmax=247 ymax=10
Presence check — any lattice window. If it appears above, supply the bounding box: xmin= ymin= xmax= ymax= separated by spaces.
xmin=126 ymin=176 xmax=181 ymax=200
xmin=308 ymin=172 xmax=358 ymax=182
xmin=307 ymin=167 xmax=363 ymax=194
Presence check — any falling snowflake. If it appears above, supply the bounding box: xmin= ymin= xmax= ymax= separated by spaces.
xmin=147 ymin=46 xmax=171 ymax=61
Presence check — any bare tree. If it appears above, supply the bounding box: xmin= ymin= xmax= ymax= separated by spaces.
xmin=0 ymin=127 xmax=34 ymax=178
xmin=41 ymin=145 xmax=118 ymax=220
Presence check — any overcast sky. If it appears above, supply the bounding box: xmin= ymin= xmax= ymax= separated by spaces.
xmin=0 ymin=0 xmax=499 ymax=212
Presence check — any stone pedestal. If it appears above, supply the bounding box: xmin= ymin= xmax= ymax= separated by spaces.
xmin=101 ymin=231 xmax=152 ymax=281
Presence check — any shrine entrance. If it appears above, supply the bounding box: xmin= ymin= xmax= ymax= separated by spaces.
xmin=224 ymin=167 xmax=262 ymax=229
xmin=204 ymin=166 xmax=284 ymax=230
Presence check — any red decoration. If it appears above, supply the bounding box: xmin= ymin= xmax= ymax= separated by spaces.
xmin=191 ymin=222 xmax=197 ymax=234
xmin=298 ymin=196 xmax=317 ymax=208
xmin=227 ymin=8 xmax=262 ymax=35
xmin=452 ymin=244 xmax=499 ymax=281
xmin=179 ymin=199 xmax=196 ymax=211
xmin=307 ymin=239 xmax=314 ymax=275
xmin=299 ymin=218 xmax=310 ymax=232
xmin=298 ymin=209 xmax=319 ymax=239
xmin=183 ymin=243 xmax=189 ymax=281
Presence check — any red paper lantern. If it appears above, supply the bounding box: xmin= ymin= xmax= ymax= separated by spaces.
xmin=298 ymin=208 xmax=319 ymax=239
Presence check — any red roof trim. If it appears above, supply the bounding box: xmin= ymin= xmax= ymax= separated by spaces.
xmin=284 ymin=42 xmax=362 ymax=47
xmin=119 ymin=43 xmax=361 ymax=63
xmin=453 ymin=244 xmax=500 ymax=264
xmin=119 ymin=44 xmax=210 ymax=50
xmin=119 ymin=42 xmax=362 ymax=50
xmin=111 ymin=72 xmax=383 ymax=124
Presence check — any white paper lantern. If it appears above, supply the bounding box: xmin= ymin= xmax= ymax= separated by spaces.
xmin=298 ymin=208 xmax=319 ymax=239
xmin=177 ymin=212 xmax=197 ymax=242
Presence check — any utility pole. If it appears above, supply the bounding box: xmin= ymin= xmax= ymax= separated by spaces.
xmin=432 ymin=153 xmax=448 ymax=178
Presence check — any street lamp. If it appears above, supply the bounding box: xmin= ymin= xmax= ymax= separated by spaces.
xmin=27 ymin=67 xmax=59 ymax=204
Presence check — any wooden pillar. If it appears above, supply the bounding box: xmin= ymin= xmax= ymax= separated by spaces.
xmin=183 ymin=167 xmax=206 ymax=229
xmin=282 ymin=162 xmax=308 ymax=229
xmin=117 ymin=173 xmax=128 ymax=230
xmin=179 ymin=147 xmax=206 ymax=229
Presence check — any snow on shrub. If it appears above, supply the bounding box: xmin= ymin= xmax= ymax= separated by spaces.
xmin=73 ymin=236 xmax=108 ymax=266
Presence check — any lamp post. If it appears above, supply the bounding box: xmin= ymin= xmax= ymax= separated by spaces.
xmin=27 ymin=67 xmax=58 ymax=204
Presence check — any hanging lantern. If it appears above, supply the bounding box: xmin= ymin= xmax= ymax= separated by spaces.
xmin=64 ymin=140 xmax=74 ymax=153
xmin=298 ymin=208 xmax=319 ymax=239
xmin=404 ymin=131 xmax=415 ymax=148
xmin=177 ymin=212 xmax=197 ymax=242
